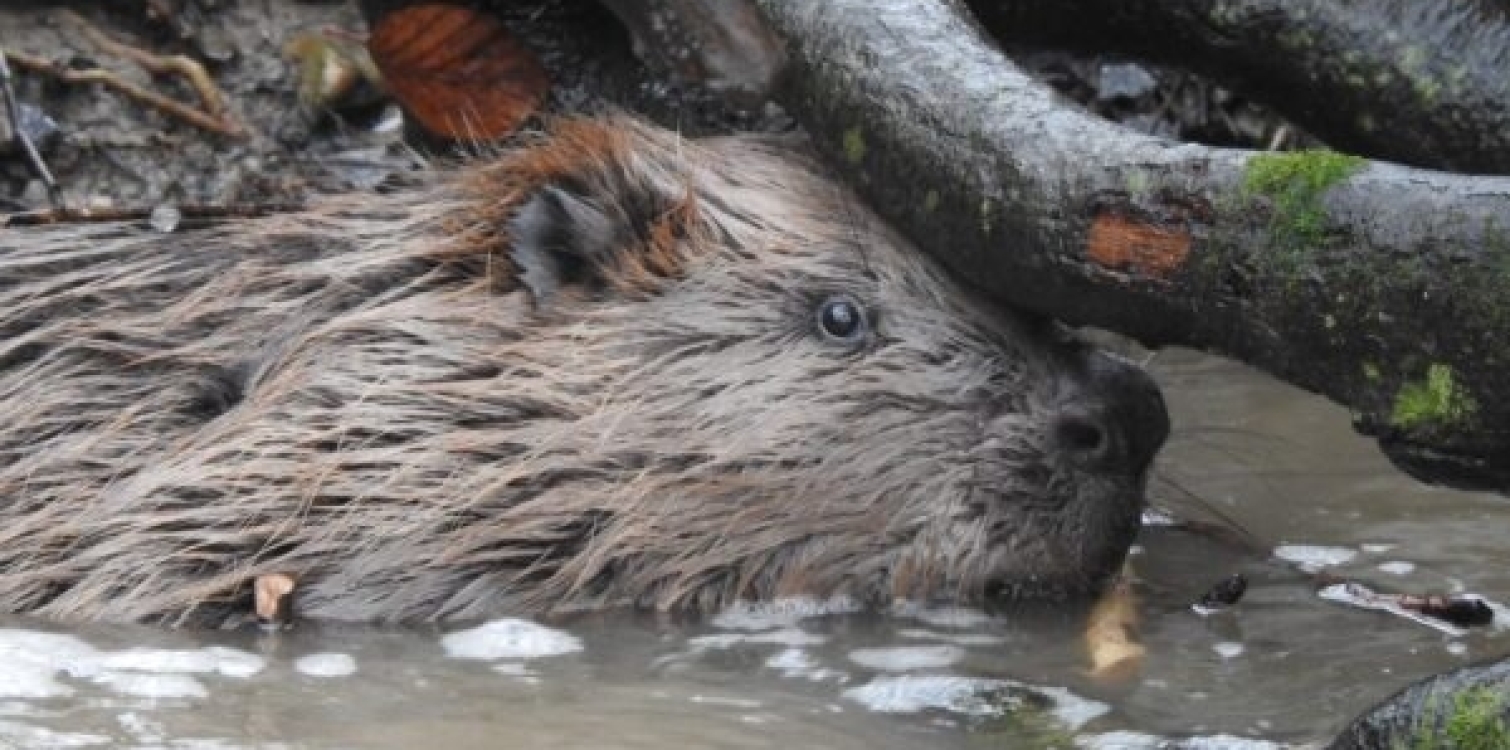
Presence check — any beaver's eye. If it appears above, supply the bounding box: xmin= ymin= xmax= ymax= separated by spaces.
xmin=816 ymin=295 xmax=867 ymax=345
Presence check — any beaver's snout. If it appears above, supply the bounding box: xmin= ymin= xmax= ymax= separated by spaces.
xmin=1049 ymin=351 xmax=1169 ymax=478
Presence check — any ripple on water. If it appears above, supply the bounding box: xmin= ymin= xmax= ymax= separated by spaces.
xmin=294 ymin=653 xmax=358 ymax=678
xmin=710 ymin=596 xmax=862 ymax=631
xmin=847 ymin=645 xmax=965 ymax=671
xmin=889 ymin=602 xmax=995 ymax=629
xmin=1077 ymin=731 xmax=1285 ymax=749
xmin=0 ymin=720 xmax=110 ymax=748
xmin=1272 ymin=543 xmax=1357 ymax=572
xmin=688 ymin=628 xmax=828 ymax=649
xmin=763 ymin=648 xmax=847 ymax=682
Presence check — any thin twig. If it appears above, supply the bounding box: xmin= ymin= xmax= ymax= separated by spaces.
xmin=60 ymin=9 xmax=231 ymax=121
xmin=0 ymin=49 xmax=65 ymax=209
xmin=3 ymin=201 xmax=304 ymax=227
xmin=4 ymin=48 xmax=243 ymax=137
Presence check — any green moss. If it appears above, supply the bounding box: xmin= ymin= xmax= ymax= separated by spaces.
xmin=1446 ymin=687 xmax=1508 ymax=750
xmin=1242 ymin=150 xmax=1368 ymax=250
xmin=1415 ymin=77 xmax=1443 ymax=104
xmin=1392 ymin=363 xmax=1478 ymax=430
xmin=923 ymin=189 xmax=940 ymax=213
xmin=842 ymin=127 xmax=866 ymax=165
xmin=1400 ymin=686 xmax=1509 ymax=750
xmin=1362 ymin=362 xmax=1382 ymax=383
xmin=1401 ymin=46 xmax=1427 ymax=73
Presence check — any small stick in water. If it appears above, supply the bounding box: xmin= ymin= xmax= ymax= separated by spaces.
xmin=254 ymin=573 xmax=298 ymax=629
xmin=1192 ymin=573 xmax=1248 ymax=615
xmin=0 ymin=50 xmax=63 ymax=208
xmin=1085 ymin=571 xmax=1145 ymax=684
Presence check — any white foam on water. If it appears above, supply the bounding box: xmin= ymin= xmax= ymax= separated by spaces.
xmin=847 ymin=645 xmax=964 ymax=672
xmin=0 ymin=630 xmax=101 ymax=694
xmin=845 ymin=673 xmax=1107 ymax=729
xmin=98 ymin=647 xmax=265 ymax=679
xmin=0 ymin=701 xmax=45 ymax=717
xmin=1077 ymin=731 xmax=1161 ymax=749
xmin=1180 ymin=736 xmax=1286 ymax=749
xmin=710 ymin=596 xmax=861 ymax=631
xmin=157 ymin=740 xmax=292 ymax=750
xmin=842 ymin=674 xmax=1012 ymax=716
xmin=0 ymin=629 xmax=262 ymax=703
xmin=1037 ymin=686 xmax=1109 ymax=729
xmin=688 ymin=627 xmax=828 ymax=649
xmin=689 ymin=695 xmax=765 ymax=709
xmin=294 ymin=653 xmax=357 ymax=678
xmin=0 ymin=720 xmax=111 ymax=748
xmin=91 ymin=671 xmax=208 ymax=699
xmin=117 ymin=711 xmax=165 ymax=744
xmin=1078 ymin=731 xmax=1283 ymax=750
xmin=765 ymin=648 xmax=813 ymax=672
xmin=491 ymin=662 xmax=535 ymax=677
xmin=0 ymin=664 xmax=75 ymax=700
xmin=896 ymin=629 xmax=1005 ymax=646
xmin=763 ymin=648 xmax=846 ymax=682
xmin=1360 ymin=543 xmax=1395 ymax=554
xmin=1377 ymin=561 xmax=1416 ymax=575
xmin=440 ymin=618 xmax=583 ymax=661
xmin=1213 ymin=642 xmax=1245 ymax=659
xmin=1273 ymin=544 xmax=1356 ymax=572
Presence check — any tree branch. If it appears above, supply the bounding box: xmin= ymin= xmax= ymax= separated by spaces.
xmin=968 ymin=0 xmax=1510 ymax=175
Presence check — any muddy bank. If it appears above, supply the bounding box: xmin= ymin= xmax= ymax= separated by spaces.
xmin=0 ymin=0 xmax=787 ymax=212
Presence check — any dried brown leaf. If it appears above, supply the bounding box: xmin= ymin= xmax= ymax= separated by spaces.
xmin=367 ymin=4 xmax=549 ymax=140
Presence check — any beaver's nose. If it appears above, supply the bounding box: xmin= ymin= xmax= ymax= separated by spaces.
xmin=1050 ymin=351 xmax=1169 ymax=476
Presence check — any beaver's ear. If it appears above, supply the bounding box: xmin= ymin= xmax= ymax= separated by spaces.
xmin=507 ymin=185 xmax=617 ymax=304
xmin=507 ymin=174 xmax=693 ymax=305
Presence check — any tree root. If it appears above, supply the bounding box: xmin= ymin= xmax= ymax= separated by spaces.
xmin=3 ymin=10 xmax=246 ymax=139
xmin=2 ymin=201 xmax=303 ymax=228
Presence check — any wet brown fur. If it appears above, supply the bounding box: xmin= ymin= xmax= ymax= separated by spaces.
xmin=0 ymin=119 xmax=1155 ymax=625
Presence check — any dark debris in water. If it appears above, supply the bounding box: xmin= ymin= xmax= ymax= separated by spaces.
xmin=1193 ymin=573 xmax=1248 ymax=614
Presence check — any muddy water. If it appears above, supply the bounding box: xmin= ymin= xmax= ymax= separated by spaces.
xmin=1 ymin=349 xmax=1506 ymax=749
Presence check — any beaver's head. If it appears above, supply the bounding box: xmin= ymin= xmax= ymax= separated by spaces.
xmin=454 ymin=119 xmax=1170 ymax=613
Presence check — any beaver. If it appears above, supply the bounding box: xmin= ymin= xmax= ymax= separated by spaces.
xmin=0 ymin=118 xmax=1168 ymax=626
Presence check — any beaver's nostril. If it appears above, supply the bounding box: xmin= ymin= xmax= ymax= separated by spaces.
xmin=1053 ymin=411 xmax=1110 ymax=462
xmin=1057 ymin=351 xmax=1170 ymax=476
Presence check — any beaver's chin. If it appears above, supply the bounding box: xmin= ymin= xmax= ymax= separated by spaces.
xmin=969 ymin=486 xmax=1145 ymax=605
xmin=979 ymin=571 xmax=1112 ymax=604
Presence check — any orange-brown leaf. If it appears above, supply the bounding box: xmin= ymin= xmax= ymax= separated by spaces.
xmin=368 ymin=4 xmax=549 ymax=140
